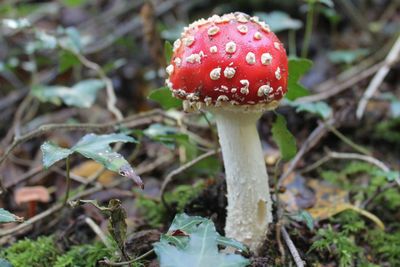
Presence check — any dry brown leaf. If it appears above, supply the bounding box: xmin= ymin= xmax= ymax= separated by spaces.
xmin=72 ymin=160 xmax=116 ymax=185
xmin=280 ymin=175 xmax=384 ymax=229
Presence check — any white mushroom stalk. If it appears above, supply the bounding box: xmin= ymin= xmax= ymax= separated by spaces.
xmin=213 ymin=109 xmax=273 ymax=251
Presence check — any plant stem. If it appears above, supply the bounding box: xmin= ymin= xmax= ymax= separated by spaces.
xmin=63 ymin=156 xmax=71 ymax=206
xmin=325 ymin=123 xmax=371 ymax=155
xmin=288 ymin=30 xmax=297 ymax=57
xmin=301 ymin=2 xmax=315 ymax=58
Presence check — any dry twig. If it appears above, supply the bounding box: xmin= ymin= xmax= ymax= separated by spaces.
xmin=356 ymin=34 xmax=400 ymax=119
xmin=281 ymin=226 xmax=305 ymax=267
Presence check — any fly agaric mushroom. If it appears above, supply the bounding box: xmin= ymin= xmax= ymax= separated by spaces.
xmin=165 ymin=12 xmax=288 ymax=251
xmin=15 ymin=186 xmax=50 ymax=218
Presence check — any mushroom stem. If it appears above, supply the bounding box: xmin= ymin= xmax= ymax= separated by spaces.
xmin=213 ymin=109 xmax=272 ymax=252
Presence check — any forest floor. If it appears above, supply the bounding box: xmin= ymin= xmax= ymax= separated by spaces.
xmin=0 ymin=0 xmax=399 ymax=266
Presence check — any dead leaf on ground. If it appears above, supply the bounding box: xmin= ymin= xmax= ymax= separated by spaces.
xmin=72 ymin=160 xmax=116 ymax=185
xmin=280 ymin=173 xmax=384 ymax=229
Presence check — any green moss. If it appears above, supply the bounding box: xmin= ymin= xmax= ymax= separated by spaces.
xmin=136 ymin=181 xmax=205 ymax=227
xmin=310 ymin=225 xmax=361 ymax=267
xmin=53 ymin=242 xmax=112 ymax=267
xmin=1 ymin=236 xmax=60 ymax=267
xmin=374 ymin=117 xmax=400 ymax=144
xmin=366 ymin=229 xmax=400 ymax=266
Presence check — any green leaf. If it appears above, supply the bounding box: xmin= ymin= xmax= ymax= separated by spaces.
xmin=216 ymin=236 xmax=248 ymax=253
xmin=286 ymin=58 xmax=312 ymax=100
xmin=154 ymin=213 xmax=249 ymax=267
xmin=390 ymin=100 xmax=400 ymax=118
xmin=0 ymin=208 xmax=23 ymax=223
xmin=31 ymin=79 xmax=105 ymax=108
xmin=373 ymin=170 xmax=400 ymax=182
xmin=2 ymin=18 xmax=30 ymax=29
xmin=291 ymin=210 xmax=314 ymax=230
xmin=290 ymin=101 xmax=332 ymax=119
xmin=164 ymin=41 xmax=173 ymax=63
xmin=61 ymin=0 xmax=88 ymax=7
xmin=0 ymin=259 xmax=13 ymax=267
xmin=64 ymin=27 xmax=82 ymax=52
xmin=255 ymin=11 xmax=303 ymax=32
xmin=40 ymin=133 xmax=143 ymax=187
xmin=271 ymin=114 xmax=297 ymax=161
xmin=58 ymin=50 xmax=80 ymax=73
xmin=148 ymin=86 xmax=182 ymax=110
xmin=328 ymin=49 xmax=369 ymax=64
xmin=317 ymin=0 xmax=334 ymax=8
xmin=41 ymin=142 xmax=74 ymax=168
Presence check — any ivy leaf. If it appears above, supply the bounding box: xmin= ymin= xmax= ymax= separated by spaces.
xmin=290 ymin=210 xmax=314 ymax=230
xmin=41 ymin=133 xmax=143 ymax=188
xmin=373 ymin=170 xmax=400 ymax=182
xmin=164 ymin=41 xmax=173 ymax=63
xmin=31 ymin=79 xmax=105 ymax=108
xmin=271 ymin=114 xmax=297 ymax=161
xmin=290 ymin=101 xmax=332 ymax=119
xmin=390 ymin=100 xmax=400 ymax=118
xmin=255 ymin=11 xmax=303 ymax=32
xmin=40 ymin=142 xmax=74 ymax=167
xmin=58 ymin=50 xmax=80 ymax=73
xmin=286 ymin=58 xmax=313 ymax=101
xmin=154 ymin=213 xmax=249 ymax=267
xmin=0 ymin=208 xmax=23 ymax=223
xmin=328 ymin=49 xmax=369 ymax=64
xmin=0 ymin=259 xmax=13 ymax=267
xmin=148 ymin=86 xmax=182 ymax=110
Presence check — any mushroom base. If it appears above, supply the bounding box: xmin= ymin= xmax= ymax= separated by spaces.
xmin=214 ymin=109 xmax=273 ymax=252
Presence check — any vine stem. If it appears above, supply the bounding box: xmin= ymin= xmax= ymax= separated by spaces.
xmin=301 ymin=1 xmax=315 ymax=58
xmin=102 ymin=249 xmax=154 ymax=266
xmin=63 ymin=156 xmax=71 ymax=206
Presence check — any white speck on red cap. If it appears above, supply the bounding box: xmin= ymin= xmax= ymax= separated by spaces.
xmin=210 ymin=67 xmax=222 ymax=80
xmin=246 ymin=52 xmax=256 ymax=65
xmin=225 ymin=41 xmax=237 ymax=53
xmin=224 ymin=67 xmax=236 ymax=78
xmin=261 ymin=53 xmax=272 ymax=65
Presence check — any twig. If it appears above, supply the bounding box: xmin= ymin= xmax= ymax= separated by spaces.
xmin=84 ymin=217 xmax=112 ymax=249
xmin=160 ymin=149 xmax=221 ymax=209
xmin=328 ymin=151 xmax=390 ymax=172
xmin=83 ymin=0 xmax=184 ymax=54
xmin=295 ymin=61 xmax=384 ymax=103
xmin=61 ymin=45 xmax=123 ymax=121
xmin=276 ymin=221 xmax=286 ymax=264
xmin=325 ymin=123 xmax=370 ymax=155
xmin=328 ymin=151 xmax=400 ymax=187
xmin=102 ymin=249 xmax=154 ymax=266
xmin=277 ymin=119 xmax=334 ymax=188
xmin=336 ymin=0 xmax=371 ymax=33
xmin=281 ymin=226 xmax=305 ymax=267
xmin=356 ymin=34 xmax=400 ymax=119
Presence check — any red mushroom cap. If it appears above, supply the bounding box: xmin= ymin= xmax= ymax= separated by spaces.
xmin=166 ymin=12 xmax=288 ymax=112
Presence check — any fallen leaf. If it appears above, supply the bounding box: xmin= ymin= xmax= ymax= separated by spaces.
xmin=72 ymin=160 xmax=116 ymax=185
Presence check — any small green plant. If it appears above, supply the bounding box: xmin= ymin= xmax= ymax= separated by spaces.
xmin=154 ymin=213 xmax=249 ymax=267
xmin=53 ymin=242 xmax=113 ymax=267
xmin=136 ymin=181 xmax=205 ymax=227
xmin=310 ymin=225 xmax=361 ymax=267
xmin=366 ymin=228 xmax=400 ymax=266
xmin=0 ymin=236 xmax=61 ymax=267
